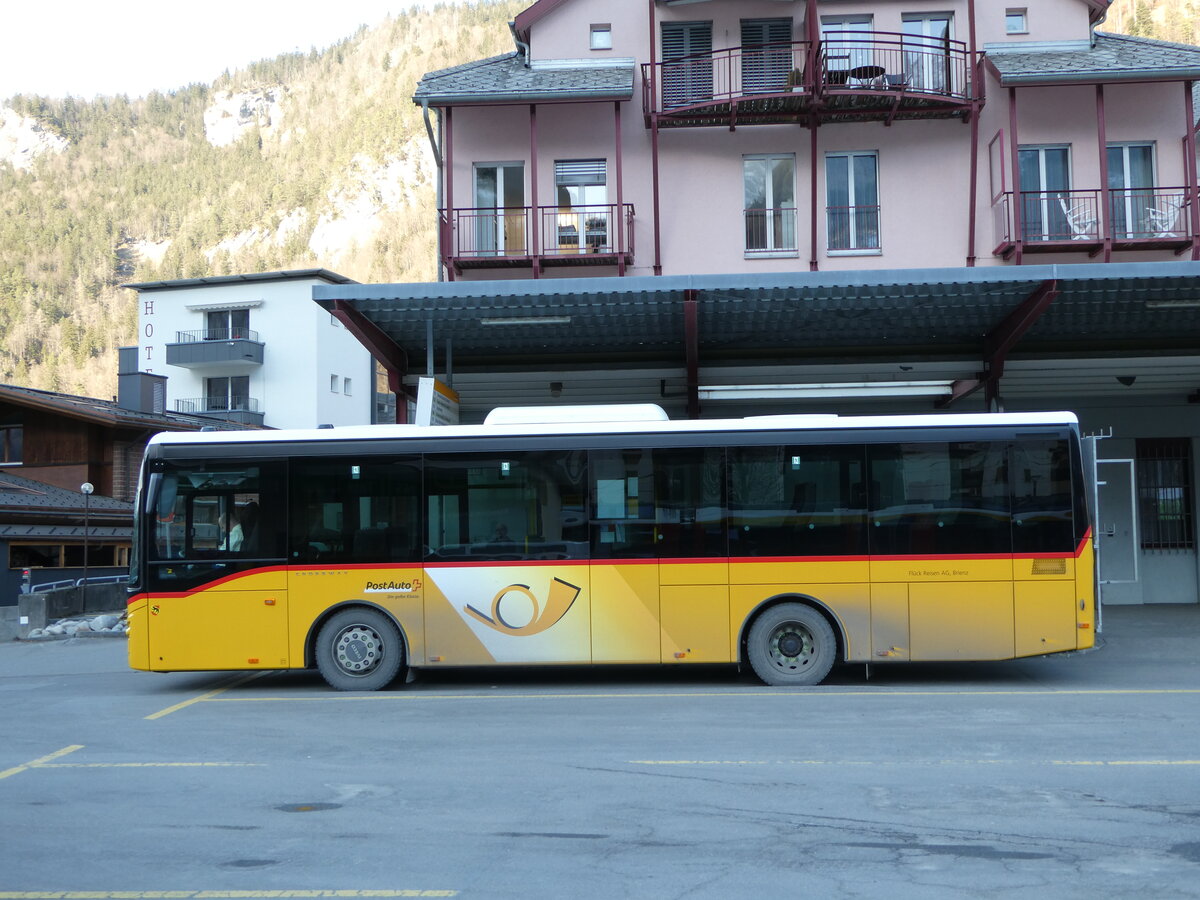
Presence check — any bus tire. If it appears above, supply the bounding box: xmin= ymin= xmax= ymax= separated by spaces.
xmin=315 ymin=608 xmax=405 ymax=691
xmin=746 ymin=603 xmax=836 ymax=687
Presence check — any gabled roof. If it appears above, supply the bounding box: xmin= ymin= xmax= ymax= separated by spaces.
xmin=513 ymin=0 xmax=570 ymax=43
xmin=0 ymin=383 xmax=222 ymax=432
xmin=414 ymin=52 xmax=635 ymax=106
xmin=0 ymin=471 xmax=130 ymax=518
xmin=989 ymin=32 xmax=1200 ymax=85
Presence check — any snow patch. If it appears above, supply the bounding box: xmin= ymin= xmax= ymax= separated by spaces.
xmin=0 ymin=106 xmax=69 ymax=171
xmin=203 ymin=87 xmax=286 ymax=148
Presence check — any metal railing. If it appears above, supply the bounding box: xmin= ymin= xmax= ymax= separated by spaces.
xmin=745 ymin=207 xmax=799 ymax=253
xmin=993 ymin=187 xmax=1192 ymax=245
xmin=172 ymin=328 xmax=260 ymax=343
xmin=29 ymin=574 xmax=127 ymax=593
xmin=540 ymin=204 xmax=635 ymax=257
xmin=826 ymin=205 xmax=881 ymax=251
xmin=641 ymin=31 xmax=971 ymax=115
xmin=175 ymin=396 xmax=260 ymax=414
xmin=642 ymin=40 xmax=811 ymax=112
xmin=818 ymin=30 xmax=968 ymax=100
xmin=443 ymin=204 xmax=635 ymax=262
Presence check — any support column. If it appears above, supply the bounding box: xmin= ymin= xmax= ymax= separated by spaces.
xmin=1008 ymin=87 xmax=1023 ymax=265
xmin=530 ymin=104 xmax=541 ymax=278
xmin=445 ymin=107 xmax=455 ymax=282
xmin=684 ymin=289 xmax=700 ymax=419
xmin=615 ymin=101 xmax=626 ymax=276
xmin=810 ymin=124 xmax=820 ymax=271
xmin=1097 ymin=84 xmax=1112 ymax=262
xmin=965 ymin=0 xmax=980 ymax=266
xmin=1185 ymin=81 xmax=1200 ymax=260
xmin=649 ymin=0 xmax=663 ymax=275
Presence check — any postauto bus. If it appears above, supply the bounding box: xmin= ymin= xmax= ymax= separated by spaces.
xmin=127 ymin=405 xmax=1094 ymax=690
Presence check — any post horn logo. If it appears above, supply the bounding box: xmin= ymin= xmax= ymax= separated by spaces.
xmin=464 ymin=577 xmax=581 ymax=636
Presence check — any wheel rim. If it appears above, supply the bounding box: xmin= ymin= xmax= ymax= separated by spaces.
xmin=331 ymin=623 xmax=385 ymax=677
xmin=766 ymin=621 xmax=816 ymax=674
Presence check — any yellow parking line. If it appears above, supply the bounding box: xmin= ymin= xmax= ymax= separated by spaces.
xmin=0 ymin=745 xmax=84 ymax=781
xmin=629 ymin=758 xmax=1200 ymax=767
xmin=200 ymin=687 xmax=1200 ymax=703
xmin=144 ymin=672 xmax=268 ymax=720
xmin=37 ymin=763 xmax=263 ymax=769
xmin=0 ymin=892 xmax=458 ymax=899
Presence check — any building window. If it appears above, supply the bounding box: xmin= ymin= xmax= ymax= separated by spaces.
xmin=590 ymin=24 xmax=612 ymax=50
xmin=10 ymin=543 xmax=130 ymax=569
xmin=331 ymin=375 xmax=340 ymax=393
xmin=205 ymin=375 xmax=251 ymax=412
xmin=1018 ymin=145 xmax=1076 ymax=241
xmin=1137 ymin=438 xmax=1195 ymax=550
xmin=826 ymin=151 xmax=879 ymax=251
xmin=343 ymin=378 xmax=353 ymax=396
xmin=820 ymin=15 xmax=873 ymax=83
xmin=555 ymin=160 xmax=609 ymax=253
xmin=205 ymin=308 xmax=250 ymax=341
xmin=661 ymin=20 xmax=713 ymax=107
xmin=0 ymin=423 xmax=22 ymax=464
xmin=1006 ymin=9 xmax=1028 ymax=34
xmin=744 ymin=155 xmax=796 ymax=254
xmin=902 ymin=13 xmax=954 ymax=93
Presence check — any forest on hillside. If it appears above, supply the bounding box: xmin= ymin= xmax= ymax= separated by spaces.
xmin=0 ymin=0 xmax=523 ymax=396
xmin=0 ymin=0 xmax=1196 ymax=398
xmin=1108 ymin=0 xmax=1200 ymax=43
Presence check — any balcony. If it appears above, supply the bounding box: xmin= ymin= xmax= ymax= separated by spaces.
xmin=166 ymin=329 xmax=264 ymax=369
xmin=993 ymin=188 xmax=1195 ymax=259
xmin=174 ymin=396 xmax=264 ymax=427
xmin=441 ymin=204 xmax=635 ymax=274
xmin=641 ymin=32 xmax=973 ymax=128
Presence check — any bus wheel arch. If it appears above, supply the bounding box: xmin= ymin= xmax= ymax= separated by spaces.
xmin=740 ymin=595 xmax=843 ymax=686
xmin=308 ymin=603 xmax=409 ymax=691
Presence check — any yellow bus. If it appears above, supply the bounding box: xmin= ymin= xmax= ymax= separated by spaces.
xmin=127 ymin=405 xmax=1095 ymax=689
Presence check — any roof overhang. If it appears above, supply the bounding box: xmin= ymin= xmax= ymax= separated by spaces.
xmin=314 ymin=262 xmax=1200 ymax=371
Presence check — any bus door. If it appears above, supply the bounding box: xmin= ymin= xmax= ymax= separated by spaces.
xmin=146 ymin=461 xmax=289 ymax=671
xmin=423 ymin=450 xmax=591 ymax=666
xmin=654 ymin=448 xmax=730 ymax=663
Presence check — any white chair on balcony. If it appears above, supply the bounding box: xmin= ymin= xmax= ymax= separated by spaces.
xmin=1057 ymin=197 xmax=1097 ymax=240
xmin=1146 ymin=195 xmax=1186 ymax=239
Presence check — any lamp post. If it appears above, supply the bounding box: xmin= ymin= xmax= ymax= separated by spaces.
xmin=80 ymin=482 xmax=93 ymax=607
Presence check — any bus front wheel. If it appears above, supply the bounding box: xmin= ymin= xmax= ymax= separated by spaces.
xmin=315 ymin=608 xmax=405 ymax=691
xmin=747 ymin=603 xmax=836 ymax=686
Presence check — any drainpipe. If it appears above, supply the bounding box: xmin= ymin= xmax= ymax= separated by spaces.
xmin=509 ymin=21 xmax=531 ymax=67
xmin=420 ymin=100 xmax=445 ymax=282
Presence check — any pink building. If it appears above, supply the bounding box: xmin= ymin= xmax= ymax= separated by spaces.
xmin=319 ymin=1 xmax=1200 ymax=605
xmin=416 ymin=0 xmax=1199 ymax=278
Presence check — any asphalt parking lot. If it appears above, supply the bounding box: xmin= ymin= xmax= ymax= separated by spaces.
xmin=1 ymin=604 xmax=1198 ymax=900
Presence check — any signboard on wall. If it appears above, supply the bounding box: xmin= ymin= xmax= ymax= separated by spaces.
xmin=415 ymin=377 xmax=460 ymax=426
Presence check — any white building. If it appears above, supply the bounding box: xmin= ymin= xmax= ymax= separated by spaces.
xmin=125 ymin=270 xmax=375 ymax=429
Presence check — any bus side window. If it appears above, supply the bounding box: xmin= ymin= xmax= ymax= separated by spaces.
xmin=868 ymin=442 xmax=1010 ymax=555
xmin=1012 ymin=439 xmax=1074 ymax=553
xmin=729 ymin=445 xmax=866 ymax=558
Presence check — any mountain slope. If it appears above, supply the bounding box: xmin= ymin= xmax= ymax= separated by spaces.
xmin=0 ymin=0 xmax=523 ymax=397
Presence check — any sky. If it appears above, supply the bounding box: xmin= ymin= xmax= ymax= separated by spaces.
xmin=1 ymin=0 xmax=461 ymax=100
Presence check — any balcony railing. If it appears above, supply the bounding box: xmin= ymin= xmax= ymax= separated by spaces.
xmin=993 ymin=187 xmax=1194 ymax=256
xmin=818 ymin=30 xmax=968 ymax=100
xmin=442 ymin=204 xmax=635 ymax=270
xmin=827 ymin=205 xmax=881 ymax=252
xmin=174 ymin=328 xmax=260 ymax=342
xmin=175 ymin=396 xmax=260 ymax=414
xmin=166 ymin=329 xmax=264 ymax=368
xmin=642 ymin=31 xmax=971 ymax=126
xmin=745 ymin=207 xmax=799 ymax=254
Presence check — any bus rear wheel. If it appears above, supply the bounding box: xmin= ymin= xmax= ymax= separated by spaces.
xmin=315 ymin=608 xmax=405 ymax=691
xmin=747 ymin=603 xmax=836 ymax=686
